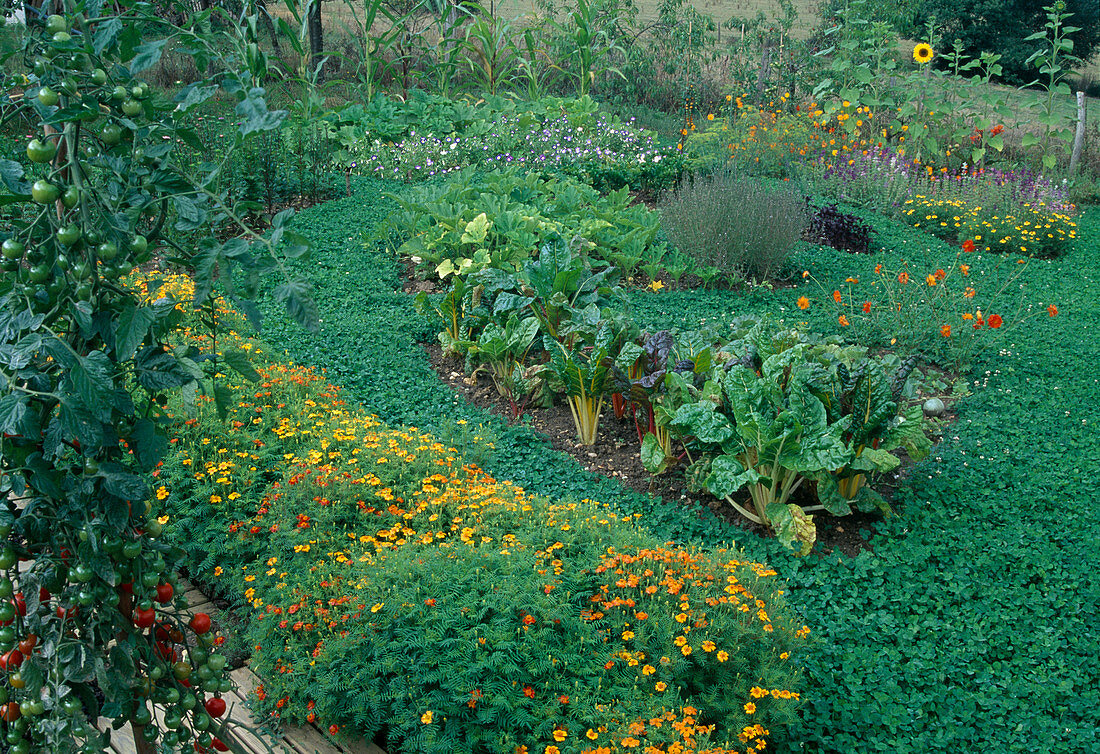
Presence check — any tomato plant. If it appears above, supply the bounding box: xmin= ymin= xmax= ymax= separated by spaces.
xmin=0 ymin=1 xmax=315 ymax=752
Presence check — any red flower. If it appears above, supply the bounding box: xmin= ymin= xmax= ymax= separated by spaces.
xmin=940 ymin=324 xmax=952 ymax=338
xmin=934 ymin=268 xmax=946 ymax=280
xmin=962 ymin=239 xmax=976 ymax=253
xmin=523 ymin=686 xmax=535 ymax=698
xmin=424 ymin=599 xmax=436 ymax=607
xmin=991 ymin=124 xmax=1004 ymax=136
xmin=862 ymin=301 xmax=871 ymax=314
xmin=522 ymin=614 xmax=536 ymax=626
xmin=988 ymin=314 xmax=1003 ymax=329
xmin=1047 ymin=304 xmax=1058 ymax=317
xmin=329 ymin=725 xmax=339 ymax=735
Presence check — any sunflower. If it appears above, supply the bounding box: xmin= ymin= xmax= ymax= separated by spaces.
xmin=913 ymin=43 xmax=934 ymax=64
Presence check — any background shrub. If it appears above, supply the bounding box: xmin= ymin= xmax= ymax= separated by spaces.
xmin=658 ymin=169 xmax=809 ymax=282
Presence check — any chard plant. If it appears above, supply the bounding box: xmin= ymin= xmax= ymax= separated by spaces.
xmin=546 ymin=323 xmax=618 ymax=445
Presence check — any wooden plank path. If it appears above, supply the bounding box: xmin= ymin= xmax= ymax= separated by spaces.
xmin=98 ymin=579 xmax=386 ymax=754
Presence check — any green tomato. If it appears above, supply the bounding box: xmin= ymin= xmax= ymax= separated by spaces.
xmin=163 ymin=688 xmax=180 ymax=704
xmin=0 ymin=603 xmax=15 ymax=623
xmin=28 ymin=265 xmax=49 ymax=284
xmin=60 ymin=77 xmax=78 ymax=95
xmin=149 ymin=664 xmax=164 ymax=680
xmin=31 ymin=180 xmax=60 ymax=205
xmin=100 ymin=123 xmax=122 ymax=146
xmin=180 ymin=693 xmax=197 ymax=711
xmin=57 ymin=225 xmax=81 ymax=247
xmin=0 ymin=580 xmax=11 ymax=599
xmin=196 ymin=665 xmax=214 ymax=682
xmin=26 ymin=138 xmax=56 ymax=164
xmin=191 ymin=710 xmax=210 ymax=731
xmin=51 ymin=31 xmax=72 ymax=44
xmin=61 ymin=186 xmax=80 ymax=208
xmin=145 ymin=519 xmax=163 ymax=537
xmin=76 ymin=589 xmax=95 ymax=607
xmin=141 ymin=572 xmax=158 ymax=589
xmin=91 ymin=68 xmax=107 ymax=86
xmin=202 ymin=679 xmax=219 ymax=693
xmin=0 ymin=628 xmax=13 ymax=646
xmin=129 ymin=235 xmax=148 ymax=255
xmin=70 ymin=261 xmax=90 ymax=280
xmin=191 ymin=648 xmax=208 ymax=666
xmin=206 ymin=654 xmax=226 ymax=672
xmin=62 ymin=696 xmax=83 ymax=716
xmin=45 ymin=14 xmax=68 ymax=34
xmin=74 ymin=283 xmax=92 ymax=301
xmin=0 ymin=547 xmax=16 ymax=570
xmin=37 ymin=87 xmax=59 ymax=107
xmin=121 ymin=99 xmax=141 ymax=117
xmin=122 ymin=541 xmax=142 ymax=559
xmin=1 ymin=240 xmax=24 ymax=261
xmin=133 ymin=705 xmax=152 ymax=725
xmin=96 ymin=242 xmax=118 ymax=262
xmin=69 ymin=564 xmax=93 ymax=583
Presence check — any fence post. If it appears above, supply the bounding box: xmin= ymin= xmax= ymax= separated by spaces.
xmin=1070 ymin=90 xmax=1086 ymax=174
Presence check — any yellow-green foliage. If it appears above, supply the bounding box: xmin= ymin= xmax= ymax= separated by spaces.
xmin=149 ymin=272 xmax=808 ymax=754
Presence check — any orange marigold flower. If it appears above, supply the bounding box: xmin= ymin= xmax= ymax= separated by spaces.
xmin=940 ymin=325 xmax=952 ymax=338
xmin=833 ymin=290 xmax=842 ymax=303
xmin=524 ymin=686 xmax=535 ymax=698
xmin=926 ymin=274 xmax=937 ymax=286
xmin=681 ymin=644 xmax=693 ymax=656
xmin=960 ymin=264 xmax=970 ymax=276
xmin=655 ymin=681 xmax=668 ymax=691
xmin=330 ymin=724 xmax=340 ymax=734
xmin=898 ymin=272 xmax=909 ymax=284
xmin=934 ymin=268 xmax=946 ymax=280
xmin=988 ymin=314 xmax=1003 ymax=328
xmin=862 ymin=301 xmax=871 ymax=314
xmin=962 ymin=313 xmax=974 ymax=321
xmin=587 ymin=729 xmax=599 ymax=740
xmin=962 ymin=239 xmax=976 ymax=253
xmin=553 ymin=728 xmax=568 ymax=742
xmin=744 ymin=702 xmax=757 ymax=714
xmin=964 ymin=287 xmax=976 ymax=299
xmin=797 ymin=296 xmax=810 ymax=310
xmin=1047 ymin=304 xmax=1058 ymax=317
xmin=559 ymin=695 xmax=569 ymax=704
xmin=838 ymin=315 xmax=850 ymax=327
xmin=545 ymin=747 xmax=561 ymax=754
xmin=717 ymin=650 xmax=729 ymax=662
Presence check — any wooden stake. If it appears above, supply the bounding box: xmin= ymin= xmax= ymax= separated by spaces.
xmin=1070 ymin=90 xmax=1087 ymax=174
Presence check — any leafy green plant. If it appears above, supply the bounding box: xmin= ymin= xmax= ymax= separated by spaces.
xmin=1022 ymin=1 xmax=1084 ymax=171
xmin=547 ymin=0 xmax=628 ymax=98
xmin=461 ymin=11 xmax=522 ymax=96
xmin=546 ymin=323 xmax=619 ymax=445
xmin=468 ymin=315 xmax=543 ymax=418
xmin=414 ymin=276 xmax=475 ymax=357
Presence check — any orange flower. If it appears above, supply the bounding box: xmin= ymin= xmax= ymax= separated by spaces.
xmin=717 ymin=650 xmax=729 ymax=662
xmin=988 ymin=314 xmax=1003 ymax=328
xmin=744 ymin=702 xmax=757 ymax=714
xmin=964 ymin=287 xmax=976 ymax=299
xmin=797 ymin=296 xmax=810 ymax=310
xmin=934 ymin=268 xmax=946 ymax=280
xmin=862 ymin=301 xmax=871 ymax=314
xmin=524 ymin=686 xmax=536 ymax=698
xmin=586 ymin=729 xmax=599 ymax=740
xmin=940 ymin=325 xmax=952 ymax=337
xmin=833 ymin=290 xmax=842 ymax=303
xmin=838 ymin=315 xmax=850 ymax=327
xmin=962 ymin=313 xmax=974 ymax=321
xmin=1047 ymin=304 xmax=1058 ymax=317
xmin=926 ymin=274 xmax=937 ymax=286
xmin=962 ymin=239 xmax=976 ymax=253
xmin=898 ymin=272 xmax=909 ymax=284
xmin=553 ymin=728 xmax=568 ymax=742
xmin=874 ymin=264 xmax=883 ymax=274
xmin=959 ymin=264 xmax=969 ymax=276
xmin=655 ymin=681 xmax=667 ymax=691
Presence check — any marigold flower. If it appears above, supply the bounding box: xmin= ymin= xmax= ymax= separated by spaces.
xmin=545 ymin=747 xmax=561 ymax=754
xmin=962 ymin=313 xmax=974 ymax=321
xmin=329 ymin=724 xmax=340 ymax=734
xmin=926 ymin=274 xmax=937 ymax=286
xmin=707 ymin=113 xmax=715 ymax=121
xmin=898 ymin=272 xmax=909 ymax=284
xmin=655 ymin=682 xmax=667 ymax=691
xmin=988 ymin=314 xmax=1003 ymax=328
xmin=941 ymin=325 xmax=952 ymax=337
xmin=717 ymin=650 xmax=729 ymax=662
xmin=1047 ymin=304 xmax=1058 ymax=317
xmin=960 ymin=264 xmax=969 ymax=276
xmin=681 ymin=644 xmax=693 ymax=656
xmin=524 ymin=685 xmax=535 ymax=698
xmin=744 ymin=702 xmax=757 ymax=714
xmin=962 ymin=239 xmax=976 ymax=253
xmin=838 ymin=315 xmax=850 ymax=327
xmin=797 ymin=296 xmax=810 ymax=310
xmin=874 ymin=264 xmax=883 ymax=274
xmin=553 ymin=729 xmax=567 ymax=742
xmin=587 ymin=729 xmax=599 ymax=740
xmin=833 ymin=290 xmax=842 ymax=303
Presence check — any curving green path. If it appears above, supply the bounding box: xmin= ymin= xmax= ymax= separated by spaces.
xmin=258 ymin=179 xmax=1100 ymax=753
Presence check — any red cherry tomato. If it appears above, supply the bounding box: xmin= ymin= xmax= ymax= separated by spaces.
xmin=17 ymin=635 xmax=36 ymax=656
xmin=11 ymin=594 xmax=25 ymax=617
xmin=133 ymin=607 xmax=155 ymax=629
xmin=1 ymin=702 xmax=20 ymax=722
xmin=0 ymin=650 xmax=22 ymax=670
xmin=204 ymin=697 xmax=226 ymax=718
xmin=155 ymin=582 xmax=174 ymax=604
xmin=189 ymin=613 xmax=211 ymax=635
xmin=38 ymin=587 xmax=50 ymax=602
xmin=56 ymin=605 xmax=78 ymax=619
xmin=211 ymin=738 xmax=229 ymax=752
xmin=119 ymin=581 xmax=133 ymax=595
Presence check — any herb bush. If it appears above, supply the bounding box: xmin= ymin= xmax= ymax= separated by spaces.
xmin=658 ymin=170 xmax=809 ymax=283
xmin=152 ymin=273 xmax=809 ymax=754
xmin=383 ymin=168 xmax=667 ymax=280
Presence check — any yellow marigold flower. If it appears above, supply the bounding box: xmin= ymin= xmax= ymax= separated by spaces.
xmin=655 ymin=682 xmax=668 ymax=691
xmin=642 ymin=664 xmax=656 ymax=675
xmin=717 ymin=650 xmax=729 ymax=662
xmin=680 ymin=644 xmax=692 ymax=656
xmin=744 ymin=702 xmax=756 ymax=714
xmin=587 ymin=729 xmax=599 ymax=740
xmin=553 ymin=728 xmax=567 ymax=742
xmin=707 ymin=113 xmax=715 ymax=121
xmin=421 ymin=711 xmax=433 ymax=724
